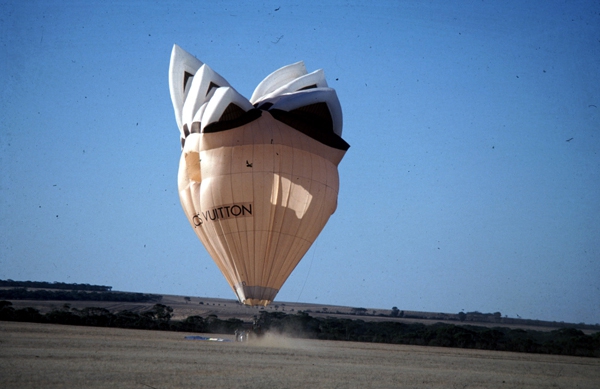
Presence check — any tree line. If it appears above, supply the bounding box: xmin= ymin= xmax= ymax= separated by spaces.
xmin=0 ymin=288 xmax=162 ymax=302
xmin=277 ymin=312 xmax=600 ymax=357
xmin=0 ymin=280 xmax=112 ymax=291
xmin=1 ymin=301 xmax=598 ymax=358
xmin=0 ymin=301 xmax=242 ymax=333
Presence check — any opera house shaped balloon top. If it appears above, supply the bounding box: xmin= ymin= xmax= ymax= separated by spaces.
xmin=169 ymin=44 xmax=349 ymax=306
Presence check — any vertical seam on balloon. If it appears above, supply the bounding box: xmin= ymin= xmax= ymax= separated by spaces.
xmin=265 ymin=125 xmax=297 ymax=289
xmin=210 ymin=143 xmax=243 ymax=300
xmin=261 ymin=119 xmax=281 ymax=287
xmin=198 ymin=154 xmax=237 ymax=293
xmin=274 ymin=138 xmax=326 ymax=287
xmin=275 ymin=142 xmax=310 ymax=284
xmin=291 ymin=137 xmax=316 ymax=281
xmin=246 ymin=119 xmax=256 ymax=294
xmin=240 ymin=121 xmax=256 ymax=299
xmin=188 ymin=163 xmax=228 ymax=288
xmin=230 ymin=127 xmax=248 ymax=297
xmin=281 ymin=150 xmax=312 ymax=276
xmin=227 ymin=129 xmax=244 ymax=296
xmin=262 ymin=116 xmax=280 ymax=291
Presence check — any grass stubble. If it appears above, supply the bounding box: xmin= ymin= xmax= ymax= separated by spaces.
xmin=1 ymin=321 xmax=598 ymax=389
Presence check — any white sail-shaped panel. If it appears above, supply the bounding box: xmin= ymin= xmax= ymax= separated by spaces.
xmin=169 ymin=45 xmax=203 ymax=136
xmin=250 ymin=61 xmax=307 ymax=104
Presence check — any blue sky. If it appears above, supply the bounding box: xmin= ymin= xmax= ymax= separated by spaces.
xmin=1 ymin=1 xmax=599 ymax=324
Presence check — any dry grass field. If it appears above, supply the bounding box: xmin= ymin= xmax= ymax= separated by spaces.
xmin=1 ymin=321 xmax=599 ymax=389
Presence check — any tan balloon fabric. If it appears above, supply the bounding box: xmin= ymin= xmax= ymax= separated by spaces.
xmin=178 ymin=113 xmax=345 ymax=305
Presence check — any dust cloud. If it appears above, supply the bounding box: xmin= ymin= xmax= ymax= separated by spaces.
xmin=245 ymin=331 xmax=316 ymax=351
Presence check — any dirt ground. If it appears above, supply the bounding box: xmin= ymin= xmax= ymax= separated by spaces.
xmin=1 ymin=322 xmax=599 ymax=389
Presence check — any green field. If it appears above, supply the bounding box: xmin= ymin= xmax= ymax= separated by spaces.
xmin=1 ymin=321 xmax=599 ymax=389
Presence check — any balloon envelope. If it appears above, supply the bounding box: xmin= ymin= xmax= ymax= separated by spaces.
xmin=170 ymin=45 xmax=349 ymax=306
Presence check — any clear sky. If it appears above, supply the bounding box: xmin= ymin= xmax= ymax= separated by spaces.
xmin=1 ymin=1 xmax=599 ymax=325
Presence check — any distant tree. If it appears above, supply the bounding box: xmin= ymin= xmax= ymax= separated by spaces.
xmin=14 ymin=307 xmax=44 ymax=323
xmin=0 ymin=301 xmax=15 ymax=320
xmin=351 ymin=307 xmax=367 ymax=316
xmin=458 ymin=312 xmax=466 ymax=322
xmin=150 ymin=304 xmax=173 ymax=322
xmin=79 ymin=307 xmax=113 ymax=327
xmin=0 ymin=300 xmax=12 ymax=310
xmin=46 ymin=307 xmax=81 ymax=325
xmin=184 ymin=297 xmax=191 ymax=303
xmin=114 ymin=310 xmax=149 ymax=329
xmin=180 ymin=315 xmax=206 ymax=332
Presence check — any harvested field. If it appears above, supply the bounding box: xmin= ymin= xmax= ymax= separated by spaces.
xmin=1 ymin=321 xmax=599 ymax=389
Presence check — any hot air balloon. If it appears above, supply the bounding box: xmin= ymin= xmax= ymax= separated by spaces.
xmin=169 ymin=45 xmax=349 ymax=306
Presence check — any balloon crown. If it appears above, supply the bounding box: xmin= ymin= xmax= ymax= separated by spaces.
xmin=168 ymin=45 xmax=348 ymax=151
